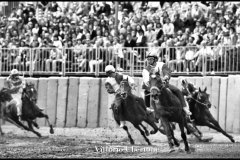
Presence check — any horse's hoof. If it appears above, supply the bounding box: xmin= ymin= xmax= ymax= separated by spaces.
xmin=50 ymin=128 xmax=54 ymax=134
xmin=231 ymin=139 xmax=235 ymax=143
xmin=130 ymin=140 xmax=134 ymax=145
xmin=145 ymin=132 xmax=150 ymax=136
xmin=150 ymin=130 xmax=157 ymax=135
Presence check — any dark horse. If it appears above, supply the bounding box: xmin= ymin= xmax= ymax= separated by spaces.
xmin=187 ymin=85 xmax=235 ymax=143
xmin=149 ymin=72 xmax=193 ymax=153
xmin=106 ymin=79 xmax=165 ymax=145
xmin=0 ymin=82 xmax=54 ymax=137
xmin=0 ymin=88 xmax=14 ymax=135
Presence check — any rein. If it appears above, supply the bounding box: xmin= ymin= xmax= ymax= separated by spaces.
xmin=188 ymin=95 xmax=216 ymax=109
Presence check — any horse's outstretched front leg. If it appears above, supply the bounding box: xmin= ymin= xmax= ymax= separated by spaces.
xmin=205 ymin=120 xmax=235 ymax=143
xmin=140 ymin=123 xmax=149 ymax=136
xmin=36 ymin=112 xmax=54 ymax=134
xmin=115 ymin=119 xmax=135 ymax=145
xmin=133 ymin=123 xmax=152 ymax=145
xmin=26 ymin=120 xmax=42 ymax=137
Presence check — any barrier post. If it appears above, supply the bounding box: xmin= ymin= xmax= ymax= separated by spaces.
xmin=0 ymin=49 xmax=2 ymax=76
xmin=29 ymin=48 xmax=33 ymax=77
xmin=130 ymin=48 xmax=134 ymax=77
xmin=62 ymin=48 xmax=66 ymax=77
xmin=95 ymin=47 xmax=99 ymax=77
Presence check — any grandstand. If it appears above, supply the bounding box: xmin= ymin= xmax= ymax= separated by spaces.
xmin=0 ymin=1 xmax=240 ymax=77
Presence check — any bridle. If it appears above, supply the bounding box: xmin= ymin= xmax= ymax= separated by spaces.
xmin=188 ymin=91 xmax=215 ymax=109
xmin=23 ymin=84 xmax=37 ymax=103
xmin=119 ymin=80 xmax=131 ymax=100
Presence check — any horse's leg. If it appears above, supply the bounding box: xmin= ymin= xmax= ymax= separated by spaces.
xmin=122 ymin=126 xmax=135 ymax=145
xmin=139 ymin=123 xmax=149 ymax=136
xmin=26 ymin=120 xmax=42 ymax=137
xmin=192 ymin=122 xmax=203 ymax=137
xmin=204 ymin=120 xmax=235 ymax=143
xmin=169 ymin=125 xmax=180 ymax=147
xmin=161 ymin=118 xmax=175 ymax=152
xmin=0 ymin=119 xmax=4 ymax=135
xmin=179 ymin=121 xmax=190 ymax=153
xmin=31 ymin=120 xmax=40 ymax=129
xmin=133 ymin=123 xmax=152 ymax=145
xmin=37 ymin=113 xmax=54 ymax=134
xmin=143 ymin=116 xmax=163 ymax=135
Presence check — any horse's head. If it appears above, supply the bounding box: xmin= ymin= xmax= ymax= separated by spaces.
xmin=0 ymin=88 xmax=13 ymax=102
xmin=149 ymin=70 xmax=166 ymax=103
xmin=197 ymin=87 xmax=211 ymax=108
xmin=24 ymin=82 xmax=38 ymax=103
xmin=120 ymin=78 xmax=131 ymax=99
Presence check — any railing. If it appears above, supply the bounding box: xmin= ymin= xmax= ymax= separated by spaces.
xmin=0 ymin=45 xmax=240 ymax=77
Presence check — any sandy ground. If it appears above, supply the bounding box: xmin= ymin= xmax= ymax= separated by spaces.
xmin=0 ymin=125 xmax=240 ymax=158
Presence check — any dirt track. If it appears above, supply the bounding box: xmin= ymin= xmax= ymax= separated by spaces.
xmin=0 ymin=125 xmax=240 ymax=158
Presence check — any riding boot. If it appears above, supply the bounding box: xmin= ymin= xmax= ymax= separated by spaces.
xmin=144 ymin=90 xmax=151 ymax=108
xmin=169 ymin=85 xmax=192 ymax=116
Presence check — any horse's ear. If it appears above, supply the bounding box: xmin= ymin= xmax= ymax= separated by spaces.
xmin=204 ymin=87 xmax=207 ymax=92
xmin=199 ymin=87 xmax=201 ymax=92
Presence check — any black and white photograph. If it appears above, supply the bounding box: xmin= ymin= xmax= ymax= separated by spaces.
xmin=0 ymin=1 xmax=240 ymax=158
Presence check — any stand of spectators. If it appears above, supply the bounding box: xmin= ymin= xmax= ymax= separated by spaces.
xmin=1 ymin=1 xmax=240 ymax=73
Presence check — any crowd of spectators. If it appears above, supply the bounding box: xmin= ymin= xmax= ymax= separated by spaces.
xmin=0 ymin=1 xmax=240 ymax=73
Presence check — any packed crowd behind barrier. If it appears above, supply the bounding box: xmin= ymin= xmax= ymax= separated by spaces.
xmin=0 ymin=1 xmax=240 ymax=74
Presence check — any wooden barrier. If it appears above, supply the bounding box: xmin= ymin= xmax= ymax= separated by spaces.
xmin=46 ymin=77 xmax=58 ymax=126
xmin=77 ymin=77 xmax=90 ymax=128
xmin=37 ymin=78 xmax=48 ymax=126
xmin=87 ymin=78 xmax=100 ymax=128
xmin=56 ymin=77 xmax=68 ymax=127
xmin=218 ymin=77 xmax=228 ymax=131
xmin=98 ymin=78 xmax=108 ymax=127
xmin=66 ymin=77 xmax=79 ymax=127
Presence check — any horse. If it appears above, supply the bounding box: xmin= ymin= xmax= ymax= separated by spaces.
xmin=0 ymin=87 xmax=14 ymax=135
xmin=0 ymin=82 xmax=54 ymax=137
xmin=105 ymin=79 xmax=165 ymax=145
xmin=149 ymin=71 xmax=193 ymax=153
xmin=187 ymin=85 xmax=235 ymax=143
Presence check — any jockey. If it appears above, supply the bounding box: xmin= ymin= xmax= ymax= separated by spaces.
xmin=142 ymin=51 xmax=192 ymax=117
xmin=104 ymin=65 xmax=151 ymax=128
xmin=181 ymin=78 xmax=199 ymax=105
xmin=5 ymin=69 xmax=26 ymax=121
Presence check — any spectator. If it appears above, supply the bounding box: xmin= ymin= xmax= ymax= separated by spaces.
xmin=162 ymin=17 xmax=175 ymax=36
xmin=136 ymin=29 xmax=147 ymax=47
xmin=145 ymin=24 xmax=156 ymax=45
xmin=45 ymin=46 xmax=63 ymax=72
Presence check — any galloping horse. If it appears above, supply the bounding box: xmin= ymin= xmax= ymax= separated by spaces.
xmin=106 ymin=79 xmax=165 ymax=145
xmin=187 ymin=86 xmax=235 ymax=143
xmin=0 ymin=88 xmax=14 ymax=135
xmin=149 ymin=71 xmax=193 ymax=153
xmin=0 ymin=82 xmax=54 ymax=137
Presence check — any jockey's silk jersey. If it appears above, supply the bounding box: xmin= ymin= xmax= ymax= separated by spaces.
xmin=142 ymin=61 xmax=165 ymax=86
xmin=6 ymin=76 xmax=26 ymax=94
xmin=105 ymin=73 xmax=135 ymax=93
